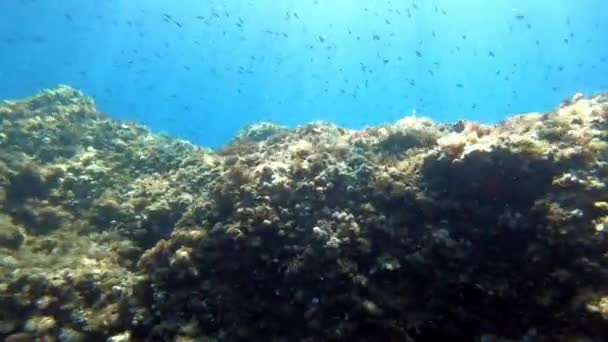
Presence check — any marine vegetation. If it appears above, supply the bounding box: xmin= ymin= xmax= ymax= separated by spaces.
xmin=2 ymin=86 xmax=608 ymax=341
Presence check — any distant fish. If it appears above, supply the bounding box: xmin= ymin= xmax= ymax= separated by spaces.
xmin=415 ymin=51 xmax=422 ymax=57
xmin=31 ymin=34 xmax=46 ymax=44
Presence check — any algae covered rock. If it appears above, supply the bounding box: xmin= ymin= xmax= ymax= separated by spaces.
xmin=2 ymin=86 xmax=608 ymax=341
xmin=0 ymin=214 xmax=25 ymax=250
xmin=227 ymin=121 xmax=289 ymax=145
xmin=374 ymin=115 xmax=443 ymax=155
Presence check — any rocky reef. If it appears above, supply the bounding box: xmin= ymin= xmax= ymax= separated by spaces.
xmin=1 ymin=86 xmax=608 ymax=341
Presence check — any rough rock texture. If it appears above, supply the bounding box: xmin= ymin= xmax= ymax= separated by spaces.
xmin=2 ymin=86 xmax=608 ymax=341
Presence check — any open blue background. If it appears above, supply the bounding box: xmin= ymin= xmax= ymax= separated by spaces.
xmin=1 ymin=0 xmax=607 ymax=148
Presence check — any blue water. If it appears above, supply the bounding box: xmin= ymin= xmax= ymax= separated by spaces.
xmin=1 ymin=0 xmax=607 ymax=148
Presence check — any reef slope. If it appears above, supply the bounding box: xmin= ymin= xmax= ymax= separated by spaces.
xmin=1 ymin=86 xmax=608 ymax=341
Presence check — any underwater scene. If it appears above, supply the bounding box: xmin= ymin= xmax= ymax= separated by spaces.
xmin=1 ymin=1 xmax=608 ymax=341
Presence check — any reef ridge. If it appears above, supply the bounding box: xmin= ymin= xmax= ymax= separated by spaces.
xmin=1 ymin=86 xmax=608 ymax=341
